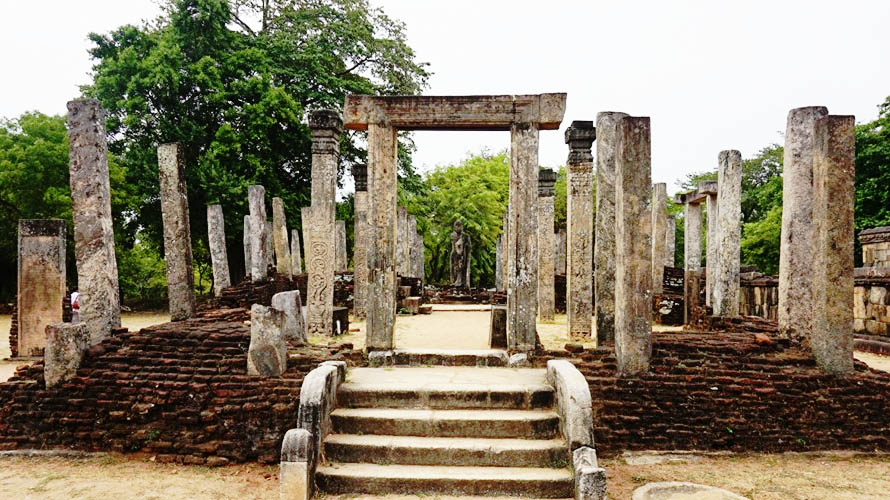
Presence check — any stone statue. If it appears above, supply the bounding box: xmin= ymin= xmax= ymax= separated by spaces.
xmin=450 ymin=219 xmax=471 ymax=287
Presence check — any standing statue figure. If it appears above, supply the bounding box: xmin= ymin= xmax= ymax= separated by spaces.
xmin=450 ymin=219 xmax=472 ymax=287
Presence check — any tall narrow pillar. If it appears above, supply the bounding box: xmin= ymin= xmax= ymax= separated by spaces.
xmin=811 ymin=113 xmax=855 ymax=374
xmin=397 ymin=207 xmax=408 ymax=277
xmin=495 ymin=235 xmax=504 ymax=290
xmin=157 ymin=143 xmax=196 ymax=320
xmin=699 ymin=181 xmax=718 ymax=306
xmin=305 ymin=110 xmax=341 ymax=336
xmin=778 ymin=106 xmax=829 ymax=342
xmin=272 ymin=197 xmax=293 ymax=277
xmin=366 ymin=122 xmax=398 ymax=350
xmin=248 ymin=185 xmax=268 ymax=282
xmin=67 ymin=99 xmax=120 ymax=345
xmin=506 ymin=122 xmax=540 ymax=351
xmin=291 ymin=229 xmax=303 ymax=274
xmin=17 ymin=220 xmax=66 ymax=357
xmin=335 ymin=220 xmax=347 ymax=272
xmin=243 ymin=215 xmax=252 ymax=278
xmin=594 ymin=112 xmax=627 ymax=346
xmin=614 ymin=116 xmax=652 ymax=377
xmin=537 ymin=168 xmax=557 ymax=321
xmin=565 ymin=121 xmax=595 ymax=339
xmin=265 ymin=220 xmax=274 ymax=272
xmin=684 ymin=201 xmax=702 ymax=272
xmin=407 ymin=215 xmax=418 ymax=277
xmin=414 ymin=230 xmax=425 ymax=282
xmin=665 ymin=215 xmax=676 ymax=267
xmin=651 ymin=183 xmax=667 ymax=294
xmin=712 ymin=151 xmax=741 ymax=317
xmin=207 ymin=204 xmax=231 ymax=296
xmin=353 ymin=164 xmax=369 ymax=318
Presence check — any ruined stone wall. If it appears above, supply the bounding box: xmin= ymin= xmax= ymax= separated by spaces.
xmin=738 ymin=276 xmax=779 ymax=321
xmin=854 ymin=277 xmax=890 ymax=337
xmin=0 ymin=317 xmax=358 ymax=464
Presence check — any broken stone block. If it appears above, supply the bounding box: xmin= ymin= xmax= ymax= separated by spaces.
xmin=280 ymin=428 xmax=311 ymax=500
xmin=368 ymin=350 xmax=394 ymax=367
xmin=271 ymin=290 xmax=306 ymax=345
xmin=508 ymin=353 xmax=530 ymax=368
xmin=489 ymin=305 xmax=507 ymax=349
xmin=44 ymin=322 xmax=90 ymax=388
xmin=247 ymin=304 xmax=286 ymax=377
xmin=401 ymin=297 xmax=421 ymax=315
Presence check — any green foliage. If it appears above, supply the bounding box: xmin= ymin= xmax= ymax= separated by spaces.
xmin=855 ymin=96 xmax=890 ymax=231
xmin=553 ymin=167 xmax=567 ymax=229
xmin=117 ymin=238 xmax=169 ymax=307
xmin=740 ymin=204 xmax=782 ymax=275
xmin=407 ymin=152 xmax=510 ymax=287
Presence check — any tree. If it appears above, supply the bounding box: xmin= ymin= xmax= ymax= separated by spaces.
xmin=855 ymin=96 xmax=890 ymax=232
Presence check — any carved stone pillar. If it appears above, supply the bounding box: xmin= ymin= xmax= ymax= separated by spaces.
xmin=353 ymin=164 xmax=369 ymax=318
xmin=305 ymin=110 xmax=341 ymax=336
xmin=565 ymin=121 xmax=595 ymax=339
xmin=614 ymin=116 xmax=652 ymax=377
xmin=537 ymin=168 xmax=557 ymax=321
xmin=17 ymin=220 xmax=66 ymax=356
xmin=712 ymin=151 xmax=741 ymax=317
xmin=651 ymin=182 xmax=667 ymax=294
xmin=207 ymin=204 xmax=230 ymax=296
xmin=272 ymin=197 xmax=292 ymax=277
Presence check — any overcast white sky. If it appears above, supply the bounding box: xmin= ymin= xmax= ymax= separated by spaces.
xmin=2 ymin=0 xmax=888 ymax=192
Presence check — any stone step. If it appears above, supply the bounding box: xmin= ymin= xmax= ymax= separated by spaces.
xmin=391 ymin=349 xmax=509 ymax=367
xmin=316 ymin=463 xmax=574 ymax=498
xmin=331 ymin=408 xmax=560 ymax=438
xmin=338 ymin=383 xmax=554 ymax=409
xmin=325 ymin=434 xmax=569 ymax=467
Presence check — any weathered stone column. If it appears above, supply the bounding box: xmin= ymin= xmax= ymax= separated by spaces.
xmin=811 ymin=113 xmax=855 ymax=374
xmin=684 ymin=200 xmax=702 ymax=272
xmin=778 ymin=106 xmax=829 ymax=342
xmin=699 ymin=181 xmax=718 ymax=306
xmin=414 ymin=230 xmax=425 ymax=281
xmin=565 ymin=121 xmax=595 ymax=340
xmin=17 ymin=220 xmax=66 ymax=357
xmin=291 ymin=229 xmax=303 ymax=274
xmin=665 ymin=215 xmax=676 ymax=267
xmin=537 ymin=168 xmax=557 ymax=321
xmin=158 ymin=143 xmax=196 ymax=321
xmin=495 ymin=235 xmax=504 ymax=290
xmin=556 ymin=228 xmax=567 ymax=276
xmin=651 ymin=183 xmax=667 ymax=294
xmin=44 ymin=322 xmax=89 ymax=388
xmin=265 ymin=220 xmax=274 ymax=272
xmin=207 ymin=204 xmax=230 ymax=296
xmin=407 ymin=215 xmax=418 ymax=277
xmin=397 ymin=207 xmax=408 ymax=277
xmin=506 ymin=122 xmax=540 ymax=351
xmin=305 ymin=110 xmax=341 ymax=337
xmin=594 ymin=112 xmax=627 ymax=346
xmin=248 ymin=185 xmax=268 ymax=282
xmin=712 ymin=150 xmax=741 ymax=317
xmin=272 ymin=197 xmax=292 ymax=277
xmin=353 ymin=164 xmax=369 ymax=317
xmin=243 ymin=215 xmax=252 ymax=278
xmin=335 ymin=220 xmax=347 ymax=272
xmin=67 ymin=99 xmax=120 ymax=345
xmin=614 ymin=116 xmax=652 ymax=377
xmin=366 ymin=121 xmax=398 ymax=350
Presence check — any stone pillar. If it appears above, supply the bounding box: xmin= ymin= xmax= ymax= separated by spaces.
xmin=291 ymin=229 xmax=303 ymax=274
xmin=712 ymin=150 xmax=741 ymax=317
xmin=17 ymin=220 xmax=66 ymax=357
xmin=684 ymin=201 xmax=702 ymax=272
xmin=366 ymin=122 xmax=398 ymax=350
xmin=651 ymin=183 xmax=667 ymax=294
xmin=248 ymin=185 xmax=268 ymax=282
xmin=614 ymin=116 xmax=652 ymax=377
xmin=335 ymin=220 xmax=347 ymax=272
xmin=353 ymin=164 xmax=369 ymax=318
xmin=407 ymin=215 xmax=418 ymax=278
xmin=594 ymin=112 xmax=627 ymax=346
xmin=272 ymin=197 xmax=293 ymax=277
xmin=248 ymin=304 xmax=286 ymax=377
xmin=157 ymin=143 xmax=196 ymax=321
xmin=556 ymin=228 xmax=567 ymax=275
xmin=778 ymin=106 xmax=829 ymax=342
xmin=665 ymin=215 xmax=676 ymax=268
xmin=506 ymin=122 xmax=540 ymax=351
xmin=565 ymin=121 xmax=595 ymax=340
xmin=699 ymin=181 xmax=718 ymax=306
xmin=243 ymin=215 xmax=252 ymax=278
xmin=265 ymin=220 xmax=274 ymax=272
xmin=495 ymin=235 xmax=504 ymax=290
xmin=206 ymin=204 xmax=230 ymax=297
xmin=811 ymin=114 xmax=855 ymax=374
xmin=67 ymin=99 xmax=120 ymax=345
xmin=397 ymin=206 xmax=408 ymax=277
xmin=44 ymin=322 xmax=90 ymax=388
xmin=272 ymin=290 xmax=306 ymax=345
xmin=414 ymin=230 xmax=425 ymax=282
xmin=305 ymin=110 xmax=341 ymax=337
xmin=537 ymin=168 xmax=557 ymax=321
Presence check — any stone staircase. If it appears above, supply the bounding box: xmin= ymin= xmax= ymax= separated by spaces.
xmin=316 ymin=367 xmax=574 ymax=497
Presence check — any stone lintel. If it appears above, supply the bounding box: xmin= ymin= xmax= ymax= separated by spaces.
xmin=343 ymin=94 xmax=567 ymax=131
xmin=697 ymin=180 xmax=718 ymax=196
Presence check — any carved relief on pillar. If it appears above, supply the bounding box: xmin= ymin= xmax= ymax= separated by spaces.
xmin=565 ymin=121 xmax=596 ymax=339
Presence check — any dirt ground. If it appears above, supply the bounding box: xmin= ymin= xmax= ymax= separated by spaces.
xmin=1 ymin=452 xmax=889 ymax=499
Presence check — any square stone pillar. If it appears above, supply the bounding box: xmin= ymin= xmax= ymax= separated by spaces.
xmin=67 ymin=99 xmax=120 ymax=345
xmin=353 ymin=164 xmax=369 ymax=318
xmin=537 ymin=168 xmax=557 ymax=321
xmin=683 ymin=201 xmax=702 ymax=272
xmin=265 ymin=220 xmax=274 ymax=272
xmin=291 ymin=229 xmax=303 ymax=274
xmin=248 ymin=185 xmax=268 ymax=282
xmin=665 ymin=215 xmax=676 ymax=267
xmin=495 ymin=235 xmax=504 ymax=290
xmin=506 ymin=122 xmax=540 ymax=351
xmin=17 ymin=220 xmax=66 ymax=357
xmin=407 ymin=215 xmax=419 ymax=277
xmin=243 ymin=215 xmax=252 ymax=278
xmin=811 ymin=114 xmax=856 ymax=374
xmin=305 ymin=110 xmax=342 ymax=337
xmin=207 ymin=205 xmax=230 ymax=296
xmin=272 ymin=197 xmax=293 ymax=277
xmin=366 ymin=122 xmax=398 ymax=350
xmin=614 ymin=116 xmax=652 ymax=377
xmin=699 ymin=181 xmax=718 ymax=306
xmin=651 ymin=182 xmax=667 ymax=294
xmin=397 ymin=207 xmax=408 ymax=277
xmin=565 ymin=121 xmax=595 ymax=340
xmin=158 ymin=143 xmax=196 ymax=320
xmin=712 ymin=150 xmax=741 ymax=317
xmin=594 ymin=112 xmax=627 ymax=346
xmin=556 ymin=228 xmax=567 ymax=276
xmin=414 ymin=229 xmax=425 ymax=281
xmin=335 ymin=220 xmax=347 ymax=272
xmin=778 ymin=106 xmax=829 ymax=342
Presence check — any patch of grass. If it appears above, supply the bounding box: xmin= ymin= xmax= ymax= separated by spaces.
xmin=632 ymin=474 xmax=647 ymax=483
xmin=29 ymin=473 xmax=66 ymax=492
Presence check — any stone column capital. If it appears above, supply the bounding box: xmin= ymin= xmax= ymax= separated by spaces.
xmin=352 ymin=164 xmax=368 ymax=191
xmin=310 ymin=109 xmax=343 ymax=155
xmin=538 ymin=168 xmax=557 ymax=197
xmin=565 ymin=121 xmax=596 ymax=164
